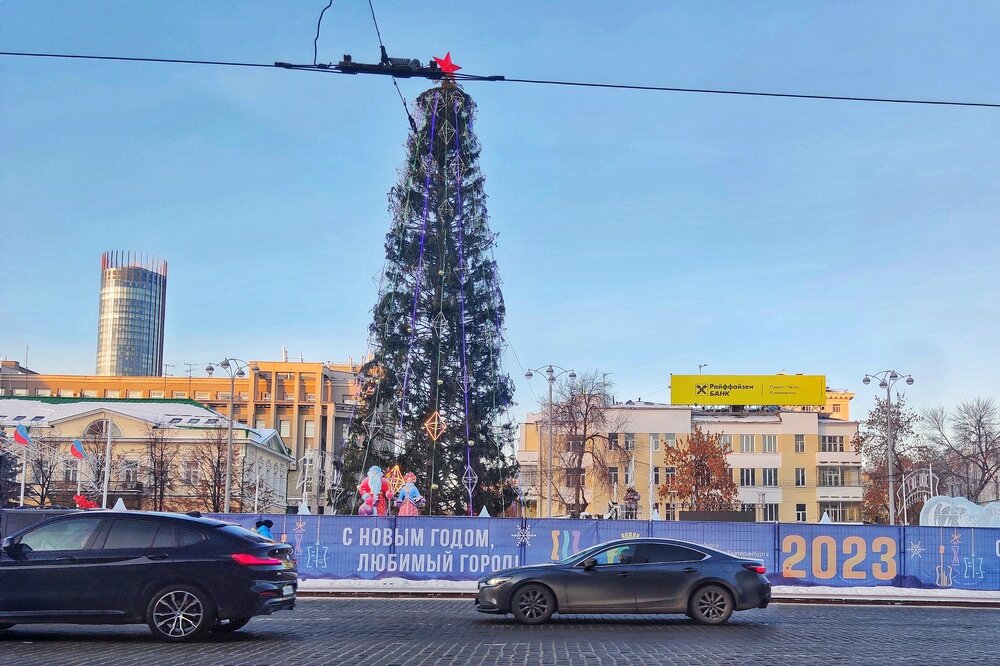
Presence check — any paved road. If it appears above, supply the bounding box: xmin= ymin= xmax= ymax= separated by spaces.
xmin=2 ymin=599 xmax=998 ymax=666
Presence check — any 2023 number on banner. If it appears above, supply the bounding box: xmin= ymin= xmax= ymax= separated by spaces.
xmin=781 ymin=534 xmax=897 ymax=581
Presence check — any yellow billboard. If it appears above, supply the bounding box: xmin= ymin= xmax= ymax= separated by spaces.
xmin=670 ymin=374 xmax=826 ymax=406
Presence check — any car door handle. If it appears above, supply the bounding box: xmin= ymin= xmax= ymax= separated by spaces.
xmin=682 ymin=567 xmax=698 ymax=573
xmin=617 ymin=572 xmax=630 ymax=577
xmin=147 ymin=554 xmax=169 ymax=561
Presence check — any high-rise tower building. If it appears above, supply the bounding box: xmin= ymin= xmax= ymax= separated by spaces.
xmin=96 ymin=251 xmax=168 ymax=376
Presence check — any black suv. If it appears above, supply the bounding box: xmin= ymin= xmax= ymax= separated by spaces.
xmin=0 ymin=511 xmax=296 ymax=641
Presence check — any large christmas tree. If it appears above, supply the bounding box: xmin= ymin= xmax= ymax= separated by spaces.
xmin=341 ymin=79 xmax=518 ymax=516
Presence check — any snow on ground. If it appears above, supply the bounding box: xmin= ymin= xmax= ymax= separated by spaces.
xmin=296 ymin=578 xmax=1000 ymax=603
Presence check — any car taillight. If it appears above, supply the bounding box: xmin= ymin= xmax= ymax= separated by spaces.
xmin=231 ymin=553 xmax=282 ymax=566
xmin=743 ymin=563 xmax=767 ymax=574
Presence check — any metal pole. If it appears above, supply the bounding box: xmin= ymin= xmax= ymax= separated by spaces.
xmin=885 ymin=381 xmax=896 ymax=526
xmin=648 ymin=434 xmax=654 ymax=520
xmin=547 ymin=377 xmax=553 ymax=518
xmin=224 ymin=371 xmax=235 ymax=513
xmin=101 ymin=417 xmax=113 ymax=508
xmin=18 ymin=444 xmax=26 ymax=507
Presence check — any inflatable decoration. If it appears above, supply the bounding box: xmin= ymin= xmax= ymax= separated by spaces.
xmin=358 ymin=465 xmax=392 ymax=516
xmin=394 ymin=472 xmax=426 ymax=517
xmin=72 ymin=494 xmax=98 ymax=509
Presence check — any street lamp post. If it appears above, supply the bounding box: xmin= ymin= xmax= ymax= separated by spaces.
xmin=862 ymin=370 xmax=914 ymax=526
xmin=525 ymin=364 xmax=576 ymax=518
xmin=206 ymin=358 xmax=258 ymax=513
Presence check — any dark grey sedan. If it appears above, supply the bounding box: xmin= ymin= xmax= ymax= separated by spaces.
xmin=475 ymin=538 xmax=770 ymax=625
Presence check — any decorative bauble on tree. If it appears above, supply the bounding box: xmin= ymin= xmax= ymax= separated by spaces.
xmin=341 ymin=60 xmax=518 ymax=516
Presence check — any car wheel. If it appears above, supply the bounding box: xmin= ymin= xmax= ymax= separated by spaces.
xmin=688 ymin=585 xmax=734 ymax=625
xmin=146 ymin=584 xmax=216 ymax=642
xmin=212 ymin=617 xmax=252 ymax=633
xmin=0 ymin=623 xmax=14 ymax=631
xmin=510 ymin=584 xmax=555 ymax=625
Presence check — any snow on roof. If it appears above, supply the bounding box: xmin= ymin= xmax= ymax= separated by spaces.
xmin=0 ymin=397 xmax=221 ymax=426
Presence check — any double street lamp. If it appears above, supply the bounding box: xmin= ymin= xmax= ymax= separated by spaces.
xmin=525 ymin=365 xmax=576 ymax=518
xmin=206 ymin=358 xmax=259 ymax=513
xmin=862 ymin=370 xmax=914 ymax=526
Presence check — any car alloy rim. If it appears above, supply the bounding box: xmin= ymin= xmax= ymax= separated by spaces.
xmin=153 ymin=590 xmax=204 ymax=638
xmin=517 ymin=589 xmax=548 ymax=620
xmin=697 ymin=590 xmax=728 ymax=620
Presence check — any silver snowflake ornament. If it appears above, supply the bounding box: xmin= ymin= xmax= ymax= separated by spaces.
xmin=907 ymin=541 xmax=926 ymax=558
xmin=512 ymin=525 xmax=537 ymax=547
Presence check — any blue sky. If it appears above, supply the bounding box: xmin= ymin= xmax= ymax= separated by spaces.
xmin=2 ymin=1 xmax=999 ymax=422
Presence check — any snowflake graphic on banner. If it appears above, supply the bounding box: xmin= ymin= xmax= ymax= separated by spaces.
xmin=512 ymin=525 xmax=537 ymax=547
xmin=907 ymin=541 xmax=926 ymax=558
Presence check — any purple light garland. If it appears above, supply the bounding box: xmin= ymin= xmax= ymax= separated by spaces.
xmin=453 ymin=96 xmax=475 ymax=515
xmin=398 ymin=92 xmax=440 ymax=437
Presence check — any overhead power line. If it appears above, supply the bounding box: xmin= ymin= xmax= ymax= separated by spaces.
xmin=2 ymin=51 xmax=999 ymax=109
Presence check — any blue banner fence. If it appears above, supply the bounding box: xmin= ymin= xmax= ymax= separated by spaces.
xmin=214 ymin=514 xmax=1000 ymax=590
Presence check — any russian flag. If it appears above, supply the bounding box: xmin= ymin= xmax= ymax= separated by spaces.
xmin=13 ymin=424 xmax=32 ymax=446
xmin=71 ymin=439 xmax=89 ymax=460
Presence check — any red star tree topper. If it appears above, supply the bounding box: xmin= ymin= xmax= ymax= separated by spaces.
xmin=433 ymin=52 xmax=461 ymax=77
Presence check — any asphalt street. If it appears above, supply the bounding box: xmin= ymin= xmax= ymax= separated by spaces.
xmin=1 ymin=599 xmax=998 ymax=666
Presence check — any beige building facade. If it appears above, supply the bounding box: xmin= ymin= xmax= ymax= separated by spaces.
xmin=518 ymin=391 xmax=860 ymax=524
xmin=0 ymin=359 xmax=362 ymax=512
xmin=0 ymin=397 xmax=293 ymax=512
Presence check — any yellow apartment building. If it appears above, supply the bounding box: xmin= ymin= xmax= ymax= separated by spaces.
xmin=0 ymin=358 xmax=362 ymax=512
xmin=0 ymin=397 xmax=293 ymax=512
xmin=518 ymin=390 xmax=860 ymax=523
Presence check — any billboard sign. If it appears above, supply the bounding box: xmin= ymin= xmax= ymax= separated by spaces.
xmin=671 ymin=374 xmax=826 ymax=406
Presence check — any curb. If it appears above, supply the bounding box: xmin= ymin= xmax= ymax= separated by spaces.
xmin=295 ymin=590 xmax=1000 ymax=608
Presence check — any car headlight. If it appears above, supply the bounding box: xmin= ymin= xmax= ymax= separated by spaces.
xmin=482 ymin=576 xmax=512 ymax=587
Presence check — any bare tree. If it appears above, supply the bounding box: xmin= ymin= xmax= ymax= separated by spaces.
xmin=855 ymin=393 xmax=923 ymax=524
xmin=544 ymin=371 xmax=628 ymax=518
xmin=184 ymin=427 xmax=243 ymax=513
xmin=142 ymin=423 xmax=180 ymax=512
xmin=24 ymin=432 xmax=67 ymax=507
xmin=923 ymin=398 xmax=1000 ymax=502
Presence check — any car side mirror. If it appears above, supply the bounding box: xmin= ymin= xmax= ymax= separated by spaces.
xmin=581 ymin=557 xmax=597 ymax=570
xmin=2 ymin=537 xmax=21 ymax=559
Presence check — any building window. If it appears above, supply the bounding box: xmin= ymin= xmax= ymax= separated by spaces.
xmin=172 ymin=391 xmax=187 ymax=399
xmin=763 ymin=503 xmax=779 ymax=522
xmin=255 ymin=418 xmax=266 ymax=429
xmin=240 ymin=392 xmax=250 ymax=400
xmin=820 ymin=435 xmax=845 ymax=453
xmin=832 ymin=404 xmax=841 ymax=413
xmin=519 ymin=470 xmax=539 ymax=487
xmin=195 ymin=391 xmax=210 ymax=400
xmin=796 ymin=503 xmax=807 ymax=522
xmin=63 ymin=460 xmax=79 ymax=483
xmin=279 ymin=420 xmax=291 ymax=438
xmin=304 ymin=420 xmax=316 ymax=438
xmin=105 ymin=390 xmax=120 ymax=399
xmin=306 ymin=393 xmax=316 ymax=402
xmin=819 ymin=502 xmax=858 ymax=522
xmin=36 ymin=389 xmax=52 ymax=397
xmin=624 ymin=467 xmax=633 ymax=486
xmin=57 ymin=389 xmax=75 ymax=397
xmin=150 ymin=390 xmax=164 ymax=399
xmin=663 ymin=503 xmax=676 ymax=521
xmin=567 ymin=435 xmax=584 ymax=453
xmin=665 ymin=433 xmax=676 ymax=448
xmin=761 ymin=468 xmax=778 ymax=487
xmin=819 ymin=467 xmax=844 ymax=487
xmin=741 ymin=503 xmax=756 ymax=513
xmin=570 ymin=469 xmax=585 ymax=488
xmin=121 ymin=459 xmax=139 ymax=485
xmin=283 ymin=393 xmax=295 ymax=401
xmin=181 ymin=461 xmax=199 ymax=485
xmin=624 ymin=433 xmax=635 ymax=451
xmin=795 ymin=434 xmax=805 ymax=453
xmin=740 ymin=434 xmax=755 ymax=453
xmin=218 ymin=392 xmax=232 ymax=400
xmin=82 ymin=389 xmax=98 ymax=398
xmin=739 ymin=468 xmax=756 ymax=487
xmin=126 ymin=390 xmax=142 ymax=399
xmin=608 ymin=466 xmax=619 ymax=485
xmin=608 ymin=433 xmax=619 ymax=449
xmin=650 ymin=433 xmax=660 ymax=452
xmin=665 ymin=466 xmax=676 ymax=486
xmin=653 ymin=466 xmax=661 ymax=485
xmin=795 ymin=468 xmax=806 ymax=487
xmin=762 ymin=435 xmax=777 ymax=453
xmin=719 ymin=434 xmax=733 ymax=453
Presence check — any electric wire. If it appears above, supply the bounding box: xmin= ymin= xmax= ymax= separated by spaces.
xmin=3 ymin=51 xmax=999 ymax=109
xmin=313 ymin=1 xmax=333 ymax=66
xmin=365 ymin=1 xmax=418 ymax=132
